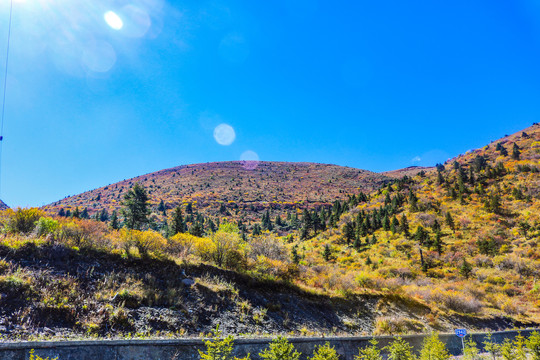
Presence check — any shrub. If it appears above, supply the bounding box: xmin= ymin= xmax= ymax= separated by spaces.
xmin=115 ymin=229 xmax=166 ymax=256
xmin=35 ymin=217 xmax=59 ymax=237
xmin=355 ymin=339 xmax=382 ymax=360
xmin=419 ymin=333 xmax=449 ymax=360
xmin=197 ymin=230 xmax=247 ymax=269
xmin=259 ymin=336 xmax=300 ymax=360
xmin=4 ymin=208 xmax=43 ymax=234
xmin=483 ymin=333 xmax=501 ymax=360
xmin=527 ymin=332 xmax=540 ymax=360
xmin=462 ymin=339 xmax=480 ymax=360
xmin=167 ymin=232 xmax=201 ymax=257
xmin=56 ymin=222 xmax=85 ymax=246
xmin=385 ymin=337 xmax=415 ymax=360
xmin=373 ymin=316 xmax=423 ymax=335
xmin=199 ymin=326 xmax=249 ymax=360
xmin=309 ymin=342 xmax=339 ymax=360
xmin=500 ymin=334 xmax=527 ymax=360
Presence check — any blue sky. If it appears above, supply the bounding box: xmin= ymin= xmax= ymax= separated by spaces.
xmin=0 ymin=0 xmax=539 ymax=207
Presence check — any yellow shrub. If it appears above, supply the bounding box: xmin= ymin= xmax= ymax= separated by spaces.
xmin=112 ymin=229 xmax=166 ymax=256
xmin=2 ymin=208 xmax=44 ymax=234
xmin=168 ymin=233 xmax=205 ymax=258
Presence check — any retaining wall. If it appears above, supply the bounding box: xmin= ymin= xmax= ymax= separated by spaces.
xmin=0 ymin=329 xmax=537 ymax=360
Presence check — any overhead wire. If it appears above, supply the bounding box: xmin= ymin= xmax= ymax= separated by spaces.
xmin=0 ymin=0 xmax=14 ymax=197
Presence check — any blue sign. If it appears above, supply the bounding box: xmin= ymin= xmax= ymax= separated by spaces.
xmin=455 ymin=329 xmax=467 ymax=338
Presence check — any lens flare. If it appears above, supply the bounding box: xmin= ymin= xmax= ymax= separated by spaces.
xmin=104 ymin=11 xmax=124 ymax=30
xmin=213 ymin=123 xmax=236 ymax=146
xmin=240 ymin=150 xmax=260 ymax=170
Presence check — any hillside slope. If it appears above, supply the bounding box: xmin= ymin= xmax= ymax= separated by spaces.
xmin=43 ymin=162 xmax=390 ymax=223
xmin=291 ymin=123 xmax=540 ymax=327
xmin=0 ymin=200 xmax=7 ymax=210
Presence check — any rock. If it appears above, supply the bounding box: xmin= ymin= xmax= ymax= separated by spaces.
xmin=182 ymin=278 xmax=195 ymax=287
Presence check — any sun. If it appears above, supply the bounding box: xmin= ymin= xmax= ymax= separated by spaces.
xmin=104 ymin=10 xmax=123 ymax=30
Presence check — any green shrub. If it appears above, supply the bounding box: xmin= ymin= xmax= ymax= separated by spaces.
xmin=309 ymin=342 xmax=339 ymax=360
xmin=385 ymin=337 xmax=415 ymax=360
xmin=199 ymin=326 xmax=249 ymax=360
xmin=462 ymin=339 xmax=480 ymax=360
xmin=527 ymin=332 xmax=540 ymax=360
xmin=501 ymin=334 xmax=527 ymax=360
xmin=355 ymin=339 xmax=382 ymax=360
xmin=483 ymin=333 xmax=500 ymax=360
xmin=419 ymin=333 xmax=449 ymax=360
xmin=35 ymin=217 xmax=59 ymax=237
xmin=259 ymin=336 xmax=300 ymax=360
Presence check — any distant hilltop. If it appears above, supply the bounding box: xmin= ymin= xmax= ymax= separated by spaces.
xmin=42 ymin=161 xmax=396 ymax=222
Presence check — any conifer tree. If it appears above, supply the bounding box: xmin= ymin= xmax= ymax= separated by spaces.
xmin=445 ymin=212 xmax=455 ymax=232
xmin=171 ymin=206 xmax=186 ymax=235
xmin=513 ymin=143 xmax=521 ymax=160
xmin=323 ymin=244 xmax=332 ymax=261
xmin=400 ymin=215 xmax=410 ymax=237
xmin=110 ymin=210 xmax=120 ymax=230
xmin=122 ymin=183 xmax=150 ymax=230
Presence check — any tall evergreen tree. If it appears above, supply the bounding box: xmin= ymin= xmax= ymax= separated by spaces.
xmin=512 ymin=143 xmax=521 ymax=160
xmin=171 ymin=206 xmax=186 ymax=235
xmin=401 ymin=214 xmax=410 ymax=237
xmin=122 ymin=183 xmax=150 ymax=230
xmin=110 ymin=210 xmax=120 ymax=230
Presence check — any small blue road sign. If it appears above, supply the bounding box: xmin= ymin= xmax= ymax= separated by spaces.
xmin=455 ymin=329 xmax=467 ymax=338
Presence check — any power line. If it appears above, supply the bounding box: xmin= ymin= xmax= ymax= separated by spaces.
xmin=0 ymin=0 xmax=14 ymax=197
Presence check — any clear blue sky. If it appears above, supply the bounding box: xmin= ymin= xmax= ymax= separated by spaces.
xmin=0 ymin=0 xmax=539 ymax=207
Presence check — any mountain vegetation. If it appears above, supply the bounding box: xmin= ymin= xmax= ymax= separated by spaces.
xmin=0 ymin=124 xmax=539 ymax=339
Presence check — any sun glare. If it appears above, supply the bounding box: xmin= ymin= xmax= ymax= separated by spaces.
xmin=104 ymin=11 xmax=123 ymax=30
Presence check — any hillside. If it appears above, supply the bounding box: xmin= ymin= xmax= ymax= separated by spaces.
xmin=1 ymin=125 xmax=539 ymax=340
xmin=43 ymin=162 xmax=390 ymax=226
xmin=0 ymin=200 xmax=7 ymax=210
xmin=290 ymin=123 xmax=540 ymax=329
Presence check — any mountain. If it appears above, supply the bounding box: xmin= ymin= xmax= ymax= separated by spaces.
xmin=0 ymin=199 xmax=8 ymax=210
xmin=1 ymin=125 xmax=539 ymax=340
xmin=43 ymin=161 xmax=391 ymax=222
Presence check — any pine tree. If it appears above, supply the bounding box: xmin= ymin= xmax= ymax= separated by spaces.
xmin=58 ymin=208 xmax=66 ymax=217
xmin=110 ymin=210 xmax=120 ymax=230
xmin=292 ymin=246 xmax=300 ymax=264
xmin=171 ymin=206 xmax=185 ymax=235
xmin=512 ymin=143 xmax=521 ymax=160
xmin=252 ymin=223 xmax=262 ymax=236
xmin=322 ymin=244 xmax=332 ymax=261
xmin=122 ymin=183 xmax=150 ymax=230
xmin=408 ymin=190 xmax=418 ymax=212
xmin=189 ymin=221 xmax=204 ymax=237
xmin=81 ymin=207 xmax=89 ymax=219
xmin=157 ymin=200 xmax=166 ymax=215
xmin=99 ymin=209 xmax=109 ymax=222
xmin=391 ymin=216 xmax=400 ymax=234
xmin=343 ymin=222 xmax=355 ymax=245
xmin=401 ymin=215 xmax=409 ymax=237
xmin=72 ymin=207 xmax=80 ymax=218
xmin=445 ymin=212 xmax=455 ymax=232
xmin=460 ymin=259 xmax=472 ymax=278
